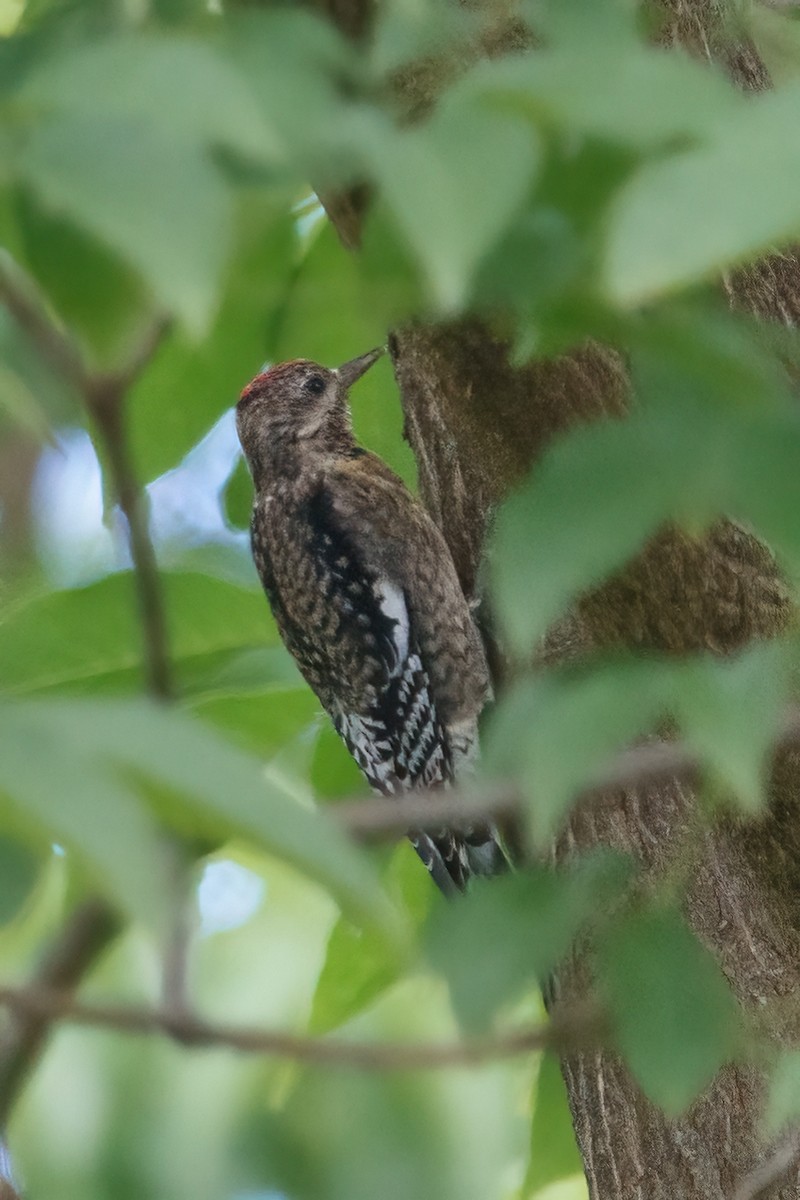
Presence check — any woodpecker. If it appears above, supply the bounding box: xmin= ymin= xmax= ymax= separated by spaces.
xmin=236 ymin=347 xmax=505 ymax=894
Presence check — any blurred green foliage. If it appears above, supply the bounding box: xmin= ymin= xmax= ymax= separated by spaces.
xmin=2 ymin=0 xmax=800 ymax=1194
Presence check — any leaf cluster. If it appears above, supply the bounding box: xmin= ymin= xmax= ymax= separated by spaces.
xmin=3 ymin=0 xmax=800 ymax=1195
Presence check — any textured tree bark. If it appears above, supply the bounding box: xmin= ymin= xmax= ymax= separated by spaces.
xmin=316 ymin=0 xmax=800 ymax=1194
xmin=390 ymin=284 xmax=800 ymax=1200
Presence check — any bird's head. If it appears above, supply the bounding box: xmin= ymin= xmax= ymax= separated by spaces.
xmin=236 ymin=347 xmax=385 ymax=480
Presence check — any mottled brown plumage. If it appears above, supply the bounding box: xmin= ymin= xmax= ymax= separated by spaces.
xmin=236 ymin=348 xmax=503 ymax=892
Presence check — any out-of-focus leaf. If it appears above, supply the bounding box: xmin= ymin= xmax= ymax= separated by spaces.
xmin=225 ymin=9 xmax=356 ymax=183
xmin=0 ymin=362 xmax=54 ymax=442
xmin=748 ymin=4 xmax=800 ymax=86
xmin=20 ymin=32 xmax=284 ymax=163
xmin=0 ymin=280 xmax=81 ymax=426
xmin=524 ymin=1052 xmax=584 ymax=1195
xmin=631 ymin=305 xmax=794 ymax=417
xmin=310 ymin=842 xmax=432 ymax=1034
xmin=475 ymin=38 xmax=741 ymax=149
xmin=191 ymin=686 xmax=318 ymax=758
xmin=365 ymin=93 xmax=538 ymax=312
xmin=491 ymin=405 xmax=725 ymax=659
xmin=127 ymin=203 xmax=296 ymax=482
xmin=675 ymin=644 xmax=791 ymax=813
xmin=606 ymin=84 xmax=800 ymax=306
xmin=598 ymin=907 xmax=739 ymax=1115
xmin=733 ymin=412 xmax=800 ymax=570
xmin=14 ymin=188 xmax=156 ymax=366
xmin=18 ymin=113 xmax=231 ymax=335
xmin=368 ymin=0 xmax=476 ymax=76
xmin=273 ymin=219 xmax=415 ymax=484
xmin=0 ymin=836 xmax=41 ymax=924
xmin=223 ymin=454 xmax=253 ymax=531
xmin=426 ymin=854 xmax=631 ymax=1032
xmin=764 ymin=1050 xmax=800 ymax=1136
xmin=485 ymin=644 xmax=788 ymax=840
xmin=311 ymin=722 xmax=363 ymax=800
xmin=0 ymin=571 xmax=278 ymax=697
xmin=3 ymin=697 xmax=402 ymax=939
xmin=260 ymin=1061 xmax=516 ymax=1200
xmin=483 ymin=659 xmax=675 ymax=841
xmin=0 ymin=702 xmax=170 ymax=928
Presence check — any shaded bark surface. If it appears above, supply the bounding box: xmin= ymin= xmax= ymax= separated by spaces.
xmin=392 ymin=298 xmax=800 ymax=1200
xmin=317 ymin=0 xmax=800 ymax=1195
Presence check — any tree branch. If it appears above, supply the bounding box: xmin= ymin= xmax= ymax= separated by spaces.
xmin=0 ymin=985 xmax=603 ymax=1072
xmin=87 ymin=375 xmax=173 ymax=699
xmin=0 ymin=256 xmax=172 ymax=698
xmin=333 ymin=707 xmax=800 ymax=845
xmin=0 ymin=900 xmax=120 ymax=1129
xmin=0 ymin=262 xmax=172 ymax=1139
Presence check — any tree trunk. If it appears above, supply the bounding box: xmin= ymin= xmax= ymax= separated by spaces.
xmin=319 ymin=1 xmax=800 ymax=1194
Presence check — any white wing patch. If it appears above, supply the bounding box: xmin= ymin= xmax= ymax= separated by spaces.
xmin=374 ymin=577 xmax=409 ymax=674
xmin=331 ymin=578 xmax=504 ymax=891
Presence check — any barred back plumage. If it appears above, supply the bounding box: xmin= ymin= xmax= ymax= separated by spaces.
xmin=237 ymin=348 xmax=506 ymax=894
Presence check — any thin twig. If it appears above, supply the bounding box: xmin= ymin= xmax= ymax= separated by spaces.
xmin=88 ymin=379 xmax=173 ymax=699
xmin=0 ymin=257 xmax=173 ymax=698
xmin=0 ymin=254 xmax=88 ymax=394
xmin=732 ymin=1130 xmax=800 ymax=1200
xmin=161 ymin=848 xmax=197 ymax=1014
xmin=0 ymin=986 xmax=603 ymax=1072
xmin=0 ymin=263 xmax=171 ymax=1137
xmin=333 ymin=708 xmax=800 ymax=845
xmin=0 ymin=901 xmax=120 ymax=1129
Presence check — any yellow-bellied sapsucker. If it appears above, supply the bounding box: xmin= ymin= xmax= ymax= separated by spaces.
xmin=236 ymin=347 xmax=505 ymax=894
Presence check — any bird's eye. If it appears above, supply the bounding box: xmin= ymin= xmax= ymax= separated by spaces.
xmin=304 ymin=375 xmax=326 ymax=396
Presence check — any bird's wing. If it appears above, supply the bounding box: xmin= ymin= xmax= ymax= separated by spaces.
xmin=313 ymin=468 xmax=506 ymax=890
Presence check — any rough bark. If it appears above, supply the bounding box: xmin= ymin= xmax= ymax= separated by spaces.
xmin=318 ymin=0 xmax=800 ymax=1195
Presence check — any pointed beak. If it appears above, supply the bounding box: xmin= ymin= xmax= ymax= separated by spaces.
xmin=335 ymin=346 xmax=386 ymax=390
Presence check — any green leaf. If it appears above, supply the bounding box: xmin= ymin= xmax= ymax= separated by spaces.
xmin=4 ymin=698 xmax=402 ymax=940
xmin=732 ymin=410 xmax=800 ymax=570
xmin=0 ymin=836 xmax=41 ymax=924
xmin=598 ymin=907 xmax=739 ymax=1115
xmin=485 ymin=645 xmax=790 ymax=840
xmin=311 ymin=722 xmax=363 ymax=801
xmin=0 ymin=572 xmax=279 ymax=697
xmin=426 ymin=854 xmax=630 ymax=1032
xmin=18 ymin=113 xmax=231 ymax=335
xmin=0 ymin=361 xmax=55 ymax=442
xmin=225 ymin=9 xmax=355 ymax=182
xmin=20 ymin=32 xmax=284 ymax=165
xmin=0 ymin=702 xmax=170 ymax=929
xmin=263 ymin=1060 xmax=515 ymax=1200
xmin=190 ymin=685 xmax=318 ymax=758
xmin=674 ymin=644 xmax=791 ymax=813
xmin=273 ymin=220 xmax=416 ymax=485
xmin=491 ymin=403 xmax=732 ymax=658
xmin=127 ymin=204 xmax=296 ymax=482
xmin=310 ymin=841 xmax=432 ymax=1034
xmin=222 ymin=454 xmax=253 ymax=531
xmin=524 ymin=1052 xmax=584 ymax=1194
xmin=475 ymin=38 xmax=741 ymax=149
xmin=606 ymin=84 xmax=800 ymax=306
xmin=0 ymin=293 xmax=81 ymax=428
xmin=365 ymin=93 xmax=538 ymax=311
xmin=764 ymin=1050 xmax=800 ymax=1137
xmin=484 ymin=655 xmax=679 ymax=841
xmin=13 ymin=187 xmax=156 ymax=366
